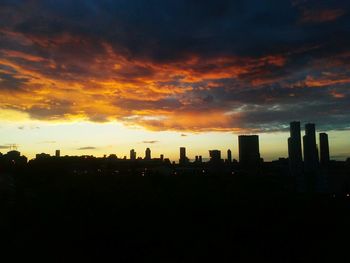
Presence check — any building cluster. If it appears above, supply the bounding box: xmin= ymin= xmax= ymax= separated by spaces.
xmin=175 ymin=135 xmax=261 ymax=168
xmin=288 ymin=122 xmax=330 ymax=176
xmin=1 ymin=121 xmax=349 ymax=194
xmin=0 ymin=121 xmax=345 ymax=177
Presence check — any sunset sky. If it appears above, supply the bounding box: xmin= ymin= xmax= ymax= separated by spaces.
xmin=1 ymin=0 xmax=350 ymax=161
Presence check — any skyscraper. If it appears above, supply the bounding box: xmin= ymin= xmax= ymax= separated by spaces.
xmin=209 ymin=150 xmax=221 ymax=162
xmin=55 ymin=150 xmax=60 ymax=158
xmin=227 ymin=149 xmax=232 ymax=163
xmin=288 ymin=121 xmax=303 ymax=176
xmin=145 ymin=148 xmax=151 ymax=160
xmin=303 ymin=123 xmax=319 ymax=173
xmin=130 ymin=149 xmax=136 ymax=160
xmin=238 ymin=135 xmax=260 ymax=167
xmin=319 ymin=133 xmax=330 ymax=166
xmin=179 ymin=147 xmax=188 ymax=164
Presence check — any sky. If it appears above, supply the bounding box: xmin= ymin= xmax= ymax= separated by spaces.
xmin=0 ymin=0 xmax=350 ymax=161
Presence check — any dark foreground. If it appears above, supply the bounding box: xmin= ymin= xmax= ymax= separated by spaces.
xmin=1 ymin=173 xmax=350 ymax=262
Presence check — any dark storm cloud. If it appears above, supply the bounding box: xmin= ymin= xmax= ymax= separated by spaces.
xmin=4 ymin=0 xmax=349 ymax=60
xmin=0 ymin=0 xmax=350 ymax=132
xmin=115 ymin=97 xmax=183 ymax=111
xmin=231 ymin=97 xmax=350 ymax=132
xmin=24 ymin=99 xmax=76 ymax=120
xmin=185 ymin=81 xmax=350 ymax=131
xmin=0 ymin=71 xmax=29 ymax=90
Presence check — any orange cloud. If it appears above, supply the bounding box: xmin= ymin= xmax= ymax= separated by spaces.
xmin=330 ymin=90 xmax=345 ymax=99
xmin=0 ymin=42 xmax=315 ymax=132
xmin=1 ymin=49 xmax=47 ymax=62
xmin=299 ymin=8 xmax=346 ymax=24
xmin=127 ymin=110 xmax=243 ymax=132
xmin=305 ymin=75 xmax=350 ymax=87
xmin=0 ymin=26 xmax=347 ymax=133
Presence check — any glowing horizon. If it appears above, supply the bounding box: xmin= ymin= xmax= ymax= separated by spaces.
xmin=1 ymin=1 xmax=349 ymax=161
xmin=1 ymin=117 xmax=349 ymax=162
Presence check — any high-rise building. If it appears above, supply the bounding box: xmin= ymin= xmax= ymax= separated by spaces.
xmin=130 ymin=149 xmax=136 ymax=160
xmin=145 ymin=148 xmax=151 ymax=160
xmin=227 ymin=149 xmax=232 ymax=163
xmin=55 ymin=150 xmax=60 ymax=157
xmin=288 ymin=121 xmax=303 ymax=176
xmin=209 ymin=150 xmax=221 ymax=162
xmin=180 ymin=147 xmax=186 ymax=159
xmin=319 ymin=133 xmax=330 ymax=166
xmin=238 ymin=135 xmax=260 ymax=167
xmin=303 ymin=123 xmax=319 ymax=173
xmin=179 ymin=147 xmax=189 ymax=164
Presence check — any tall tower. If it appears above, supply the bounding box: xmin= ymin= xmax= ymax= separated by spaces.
xmin=288 ymin=121 xmax=303 ymax=176
xmin=303 ymin=123 xmax=319 ymax=173
xmin=130 ymin=149 xmax=136 ymax=160
xmin=55 ymin=150 xmax=60 ymax=157
xmin=145 ymin=148 xmax=151 ymax=160
xmin=179 ymin=147 xmax=188 ymax=164
xmin=319 ymin=133 xmax=330 ymax=166
xmin=227 ymin=149 xmax=232 ymax=163
xmin=238 ymin=135 xmax=260 ymax=167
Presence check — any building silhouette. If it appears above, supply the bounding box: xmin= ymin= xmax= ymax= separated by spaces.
xmin=209 ymin=150 xmax=221 ymax=163
xmin=145 ymin=148 xmax=151 ymax=160
xmin=288 ymin=121 xmax=303 ymax=176
xmin=179 ymin=147 xmax=189 ymax=164
xmin=319 ymin=133 xmax=330 ymax=166
xmin=238 ymin=135 xmax=260 ymax=167
xmin=303 ymin=123 xmax=319 ymax=173
xmin=55 ymin=150 xmax=60 ymax=157
xmin=130 ymin=149 xmax=136 ymax=161
xmin=4 ymin=150 xmax=27 ymax=165
xmin=36 ymin=153 xmax=51 ymax=159
xmin=195 ymin=156 xmax=203 ymax=163
xmin=227 ymin=149 xmax=232 ymax=163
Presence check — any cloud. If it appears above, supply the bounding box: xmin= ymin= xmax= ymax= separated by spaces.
xmin=300 ymin=8 xmax=346 ymax=24
xmin=0 ymin=145 xmax=11 ymax=149
xmin=0 ymin=0 xmax=350 ymax=133
xmin=17 ymin=125 xmax=40 ymax=130
xmin=142 ymin=140 xmax=159 ymax=144
xmin=77 ymin=146 xmax=97 ymax=150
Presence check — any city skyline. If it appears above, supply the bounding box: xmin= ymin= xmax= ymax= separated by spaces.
xmin=1 ymin=2 xmax=350 ymax=261
xmin=1 ymin=121 xmax=348 ymax=163
xmin=1 ymin=1 xmax=350 ymax=161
